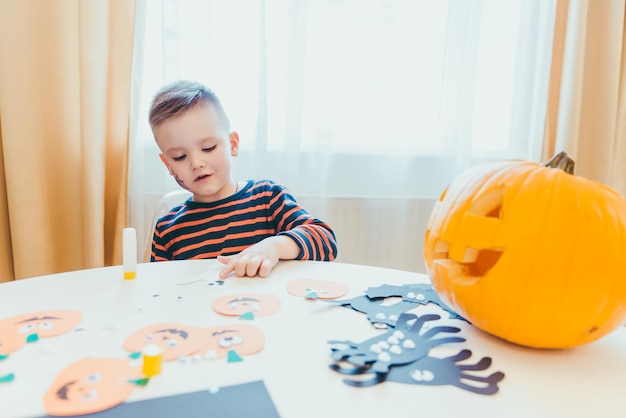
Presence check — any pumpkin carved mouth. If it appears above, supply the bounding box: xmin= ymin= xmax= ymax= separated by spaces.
xmin=431 ymin=241 xmax=503 ymax=285
xmin=429 ymin=187 xmax=505 ymax=286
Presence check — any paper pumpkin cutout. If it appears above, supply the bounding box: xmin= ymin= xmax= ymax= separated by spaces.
xmin=287 ymin=278 xmax=349 ymax=300
xmin=331 ymin=349 xmax=504 ymax=395
xmin=211 ymin=293 xmax=281 ymax=317
xmin=196 ymin=324 xmax=264 ymax=360
xmin=124 ymin=323 xmax=212 ymax=362
xmin=43 ymin=357 xmax=142 ymax=416
xmin=0 ymin=309 xmax=82 ymax=355
xmin=365 ymin=284 xmax=466 ymax=321
xmin=328 ymin=313 xmax=463 ymax=374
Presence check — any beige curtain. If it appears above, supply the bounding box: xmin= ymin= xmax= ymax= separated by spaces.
xmin=0 ymin=0 xmax=135 ymax=281
xmin=544 ymin=0 xmax=626 ymax=197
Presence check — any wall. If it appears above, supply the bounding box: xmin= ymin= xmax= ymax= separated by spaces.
xmin=298 ymin=197 xmax=435 ymax=274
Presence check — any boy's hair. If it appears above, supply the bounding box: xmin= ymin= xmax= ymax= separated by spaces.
xmin=148 ymin=80 xmax=230 ymax=130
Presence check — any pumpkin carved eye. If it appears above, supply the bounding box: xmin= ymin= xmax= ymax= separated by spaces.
xmin=431 ymin=187 xmax=505 ymax=285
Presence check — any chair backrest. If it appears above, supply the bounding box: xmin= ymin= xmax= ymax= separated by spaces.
xmin=143 ymin=189 xmax=192 ymax=262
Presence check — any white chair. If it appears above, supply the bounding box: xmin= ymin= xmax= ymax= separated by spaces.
xmin=143 ymin=190 xmax=192 ymax=262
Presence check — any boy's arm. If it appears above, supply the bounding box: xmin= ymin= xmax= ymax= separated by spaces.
xmin=150 ymin=229 xmax=171 ymax=261
xmin=218 ymin=183 xmax=338 ymax=278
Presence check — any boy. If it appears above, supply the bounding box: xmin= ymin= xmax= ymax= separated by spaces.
xmin=148 ymin=80 xmax=338 ymax=278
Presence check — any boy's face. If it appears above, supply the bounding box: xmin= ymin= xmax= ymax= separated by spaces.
xmin=153 ymin=102 xmax=239 ymax=203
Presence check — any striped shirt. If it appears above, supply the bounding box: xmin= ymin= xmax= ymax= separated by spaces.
xmin=151 ymin=180 xmax=338 ymax=262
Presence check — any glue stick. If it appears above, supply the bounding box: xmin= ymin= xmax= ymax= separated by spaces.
xmin=142 ymin=344 xmax=163 ymax=377
xmin=123 ymin=227 xmax=137 ymax=280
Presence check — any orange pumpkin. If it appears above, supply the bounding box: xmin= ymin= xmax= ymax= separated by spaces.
xmin=424 ymin=152 xmax=626 ymax=348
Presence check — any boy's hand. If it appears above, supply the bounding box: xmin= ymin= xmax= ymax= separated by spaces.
xmin=217 ymin=236 xmax=300 ymax=278
xmin=217 ymin=252 xmax=276 ymax=278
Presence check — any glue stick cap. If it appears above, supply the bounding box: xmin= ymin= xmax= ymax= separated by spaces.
xmin=123 ymin=227 xmax=136 ymax=244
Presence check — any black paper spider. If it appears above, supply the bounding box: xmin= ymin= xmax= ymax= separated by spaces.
xmin=328 ymin=313 xmax=464 ymax=374
xmin=331 ymin=348 xmax=504 ymax=395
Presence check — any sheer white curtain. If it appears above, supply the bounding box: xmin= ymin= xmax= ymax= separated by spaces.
xmin=129 ymin=0 xmax=556 ymax=271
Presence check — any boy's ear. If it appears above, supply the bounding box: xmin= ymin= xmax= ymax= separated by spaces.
xmin=159 ymin=154 xmax=174 ymax=175
xmin=229 ymin=131 xmax=240 ymax=156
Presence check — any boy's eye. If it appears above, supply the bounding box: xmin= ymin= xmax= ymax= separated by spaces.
xmin=202 ymin=145 xmax=217 ymax=152
xmin=172 ymin=155 xmax=186 ymax=161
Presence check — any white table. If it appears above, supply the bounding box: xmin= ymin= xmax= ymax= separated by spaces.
xmin=0 ymin=259 xmax=625 ymax=418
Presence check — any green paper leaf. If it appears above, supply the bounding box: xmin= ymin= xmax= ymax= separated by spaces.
xmin=305 ymin=291 xmax=318 ymax=300
xmin=128 ymin=377 xmax=150 ymax=386
xmin=129 ymin=351 xmax=142 ymax=359
xmin=227 ymin=350 xmax=243 ymax=363
xmin=239 ymin=311 xmax=254 ymax=320
xmin=26 ymin=333 xmax=39 ymax=343
xmin=0 ymin=373 xmax=15 ymax=383
xmin=0 ymin=354 xmax=8 ymax=361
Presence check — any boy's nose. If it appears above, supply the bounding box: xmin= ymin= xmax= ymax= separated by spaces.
xmin=189 ymin=152 xmax=206 ymax=169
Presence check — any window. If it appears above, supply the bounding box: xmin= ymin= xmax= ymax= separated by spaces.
xmin=132 ymin=0 xmax=556 ymax=198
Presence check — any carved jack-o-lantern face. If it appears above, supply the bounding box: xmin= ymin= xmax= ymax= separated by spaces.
xmin=124 ymin=323 xmax=211 ymax=361
xmin=424 ymin=153 xmax=626 ymax=348
xmin=43 ymin=357 xmax=141 ymax=416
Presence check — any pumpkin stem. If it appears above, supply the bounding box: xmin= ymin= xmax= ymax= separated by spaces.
xmin=543 ymin=151 xmax=575 ymax=174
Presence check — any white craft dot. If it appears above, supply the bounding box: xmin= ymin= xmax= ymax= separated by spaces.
xmin=369 ymin=344 xmax=382 ymax=353
xmin=403 ymin=339 xmax=416 ymax=349
xmin=410 ymin=369 xmax=434 ymax=382
xmin=377 ymin=352 xmax=391 ymax=362
xmin=389 ymin=345 xmax=402 ymax=355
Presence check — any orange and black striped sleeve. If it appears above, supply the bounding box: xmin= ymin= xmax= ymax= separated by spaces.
xmin=151 ymin=180 xmax=337 ymax=262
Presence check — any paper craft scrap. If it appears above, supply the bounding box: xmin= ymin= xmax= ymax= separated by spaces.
xmin=124 ymin=323 xmax=212 ymax=362
xmin=287 ymin=278 xmax=349 ymax=299
xmin=0 ymin=309 xmax=83 ymax=355
xmin=0 ymin=354 xmax=7 ymax=361
xmin=211 ymin=293 xmax=281 ymax=317
xmin=43 ymin=357 xmax=143 ymax=416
